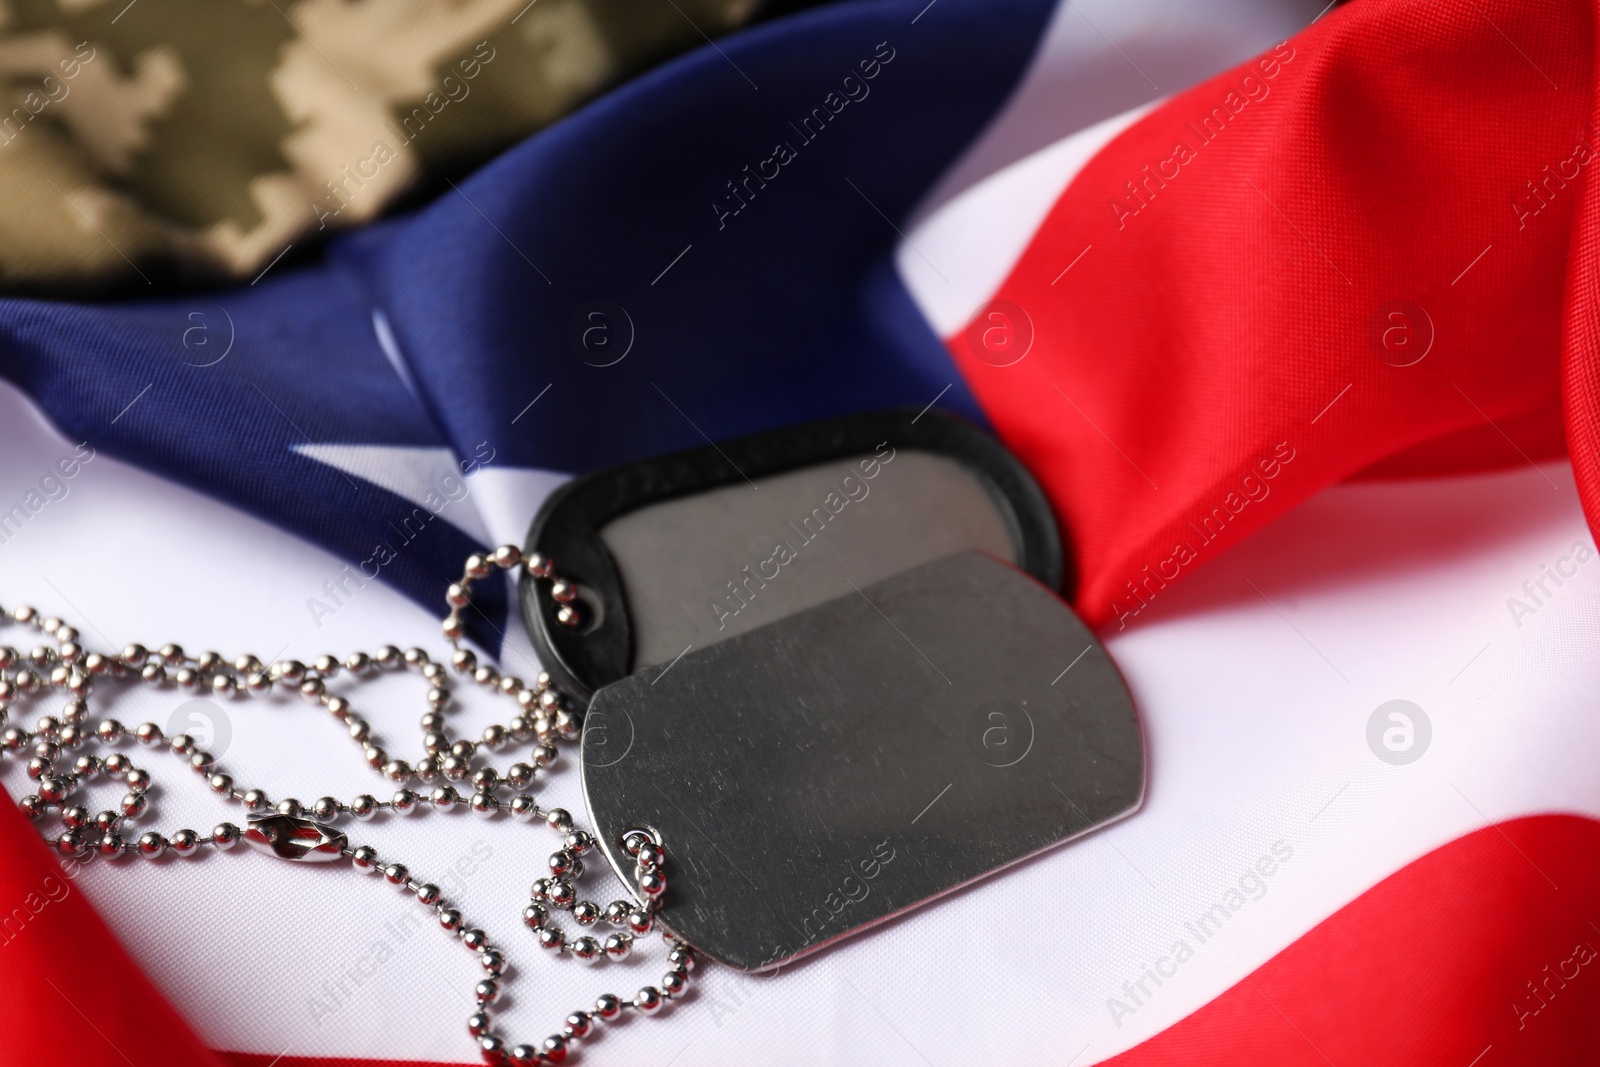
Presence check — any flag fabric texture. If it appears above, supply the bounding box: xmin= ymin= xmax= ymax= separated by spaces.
xmin=0 ymin=0 xmax=1598 ymax=1064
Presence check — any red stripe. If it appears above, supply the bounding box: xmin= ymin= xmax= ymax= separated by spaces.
xmin=948 ymin=0 xmax=1593 ymax=629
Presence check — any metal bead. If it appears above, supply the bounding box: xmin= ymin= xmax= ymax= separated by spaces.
xmin=528 ymin=553 xmax=554 ymax=579
xmin=545 ymin=807 xmax=572 ymax=832
xmin=120 ymin=792 xmax=147 ymax=818
xmin=661 ymin=969 xmax=688 ymax=997
xmin=415 ymin=756 xmax=441 ymax=782
xmin=564 ymin=830 xmax=593 ymax=855
xmin=621 ymin=829 xmax=652 ymax=857
xmin=125 ymin=767 xmax=151 ymax=790
xmin=556 ymin=604 xmax=581 ymax=628
xmin=299 ymin=678 xmax=325 ymax=700
xmin=477 ymin=1034 xmax=504 ymax=1061
xmin=529 ymin=877 xmax=551 ymax=902
xmin=532 ymin=744 xmax=557 ymax=769
xmin=603 ymin=900 xmax=632 ymax=926
xmin=422 ymin=663 xmax=447 ymax=684
xmin=243 ymin=788 xmax=271 ymax=811
xmin=633 ymin=987 xmax=663 ymax=1014
xmin=375 ymin=645 xmax=402 ymax=669
xmin=275 ymin=659 xmax=305 ymax=683
xmin=635 ymin=842 xmax=663 ymax=870
xmin=121 ymin=643 xmax=148 ymax=666
xmin=446 ymin=582 xmax=471 ymax=608
xmin=213 ymin=823 xmax=241 ymax=850
xmin=349 ymin=794 xmax=379 ymax=820
xmin=506 ymin=763 xmax=535 ymax=791
xmin=564 ymin=1011 xmax=592 ymax=1039
xmin=140 ymin=663 xmax=165 ymax=684
xmin=473 ymin=666 xmax=499 ymax=688
xmin=312 ymin=797 xmax=342 ymax=821
xmin=363 ymin=745 xmax=387 ymax=769
xmin=99 ymin=831 xmax=125 ymax=856
xmin=548 ymin=849 xmax=575 ymax=877
xmin=403 ymin=647 xmax=429 ymax=667
xmin=347 ymin=718 xmax=371 ymax=742
xmin=431 ymin=785 xmax=461 ymax=810
xmin=170 ymin=829 xmax=201 ymax=855
xmin=438 ymin=906 xmax=463 ymax=931
xmin=555 ymin=710 xmax=578 ymax=740
xmin=276 ymin=798 xmax=303 ymax=818
xmin=481 ymin=724 xmax=508 ymax=749
xmin=537 ymin=927 xmax=564 ymax=951
xmin=313 ymin=654 xmax=339 ymax=676
xmin=491 ymin=544 xmax=521 ymax=569
xmin=594 ymin=993 xmax=622 ymax=1019
xmin=38 ymin=777 xmax=70 ymax=803
xmin=541 ymin=1035 xmax=568 ymax=1064
xmin=442 ymin=755 xmax=471 ymax=781
xmin=343 ymin=652 xmax=371 ymax=674
xmin=572 ymin=900 xmax=600 ymax=926
xmin=627 ymin=909 xmax=654 ymax=935
xmin=466 ymin=1011 xmax=491 ymax=1037
xmin=668 ymin=946 xmax=695 ymax=972
xmin=603 ymin=933 xmax=632 ymax=961
xmin=449 ymin=739 xmax=477 ymax=760
xmin=209 ymin=773 xmax=233 ymax=795
xmin=416 ymin=883 xmax=442 ymax=905
xmin=509 ymin=1045 xmax=536 ymax=1066
xmin=392 ymin=789 xmax=419 ymax=814
xmin=547 ymin=880 xmax=576 ymax=909
xmin=473 ymin=979 xmax=499 ymax=1004
xmin=638 ymin=869 xmax=666 ymax=897
xmin=351 ymin=845 xmax=380 ymax=870
xmin=383 ymin=863 xmax=409 ymax=886
xmin=480 ymin=948 xmax=505 ymax=975
xmin=137 ymin=832 xmax=167 ymax=857
xmin=470 ymin=792 xmax=499 ymax=818
xmin=17 ymin=794 xmax=45 ymax=819
xmin=423 ymin=731 xmax=449 ymax=754
xmin=462 ymin=927 xmax=488 ymax=951
xmin=570 ymin=935 xmax=600 ymax=962
xmin=94 ymin=809 xmax=120 ymax=831
xmin=509 ymin=795 xmax=539 ymax=821
xmin=325 ymin=696 xmax=352 ymax=720
xmin=61 ymin=805 xmax=90 ymax=829
xmin=450 ymin=648 xmax=477 ymax=674
xmin=471 ymin=767 xmax=499 ymax=791
xmin=189 ymin=750 xmax=215 ymax=772
xmin=382 ymin=760 xmax=412 ymax=782
xmin=464 ymin=554 xmax=492 ymax=580
xmin=522 ymin=903 xmax=548 ymax=929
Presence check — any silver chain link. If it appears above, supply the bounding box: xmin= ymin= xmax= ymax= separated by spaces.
xmin=1 ymin=544 xmax=695 ymax=1065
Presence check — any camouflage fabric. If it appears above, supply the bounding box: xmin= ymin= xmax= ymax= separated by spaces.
xmin=0 ymin=0 xmax=762 ymax=292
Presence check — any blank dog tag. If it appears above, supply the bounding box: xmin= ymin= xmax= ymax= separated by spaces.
xmin=580 ymin=550 xmax=1144 ymax=971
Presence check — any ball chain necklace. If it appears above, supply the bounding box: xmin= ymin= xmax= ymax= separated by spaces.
xmin=3 ymin=543 xmax=691 ymax=1066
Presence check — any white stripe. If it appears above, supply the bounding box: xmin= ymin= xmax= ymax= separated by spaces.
xmin=902 ymin=0 xmax=1326 ymax=337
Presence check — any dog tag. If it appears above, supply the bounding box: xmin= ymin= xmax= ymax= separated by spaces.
xmin=580 ymin=550 xmax=1143 ymax=971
